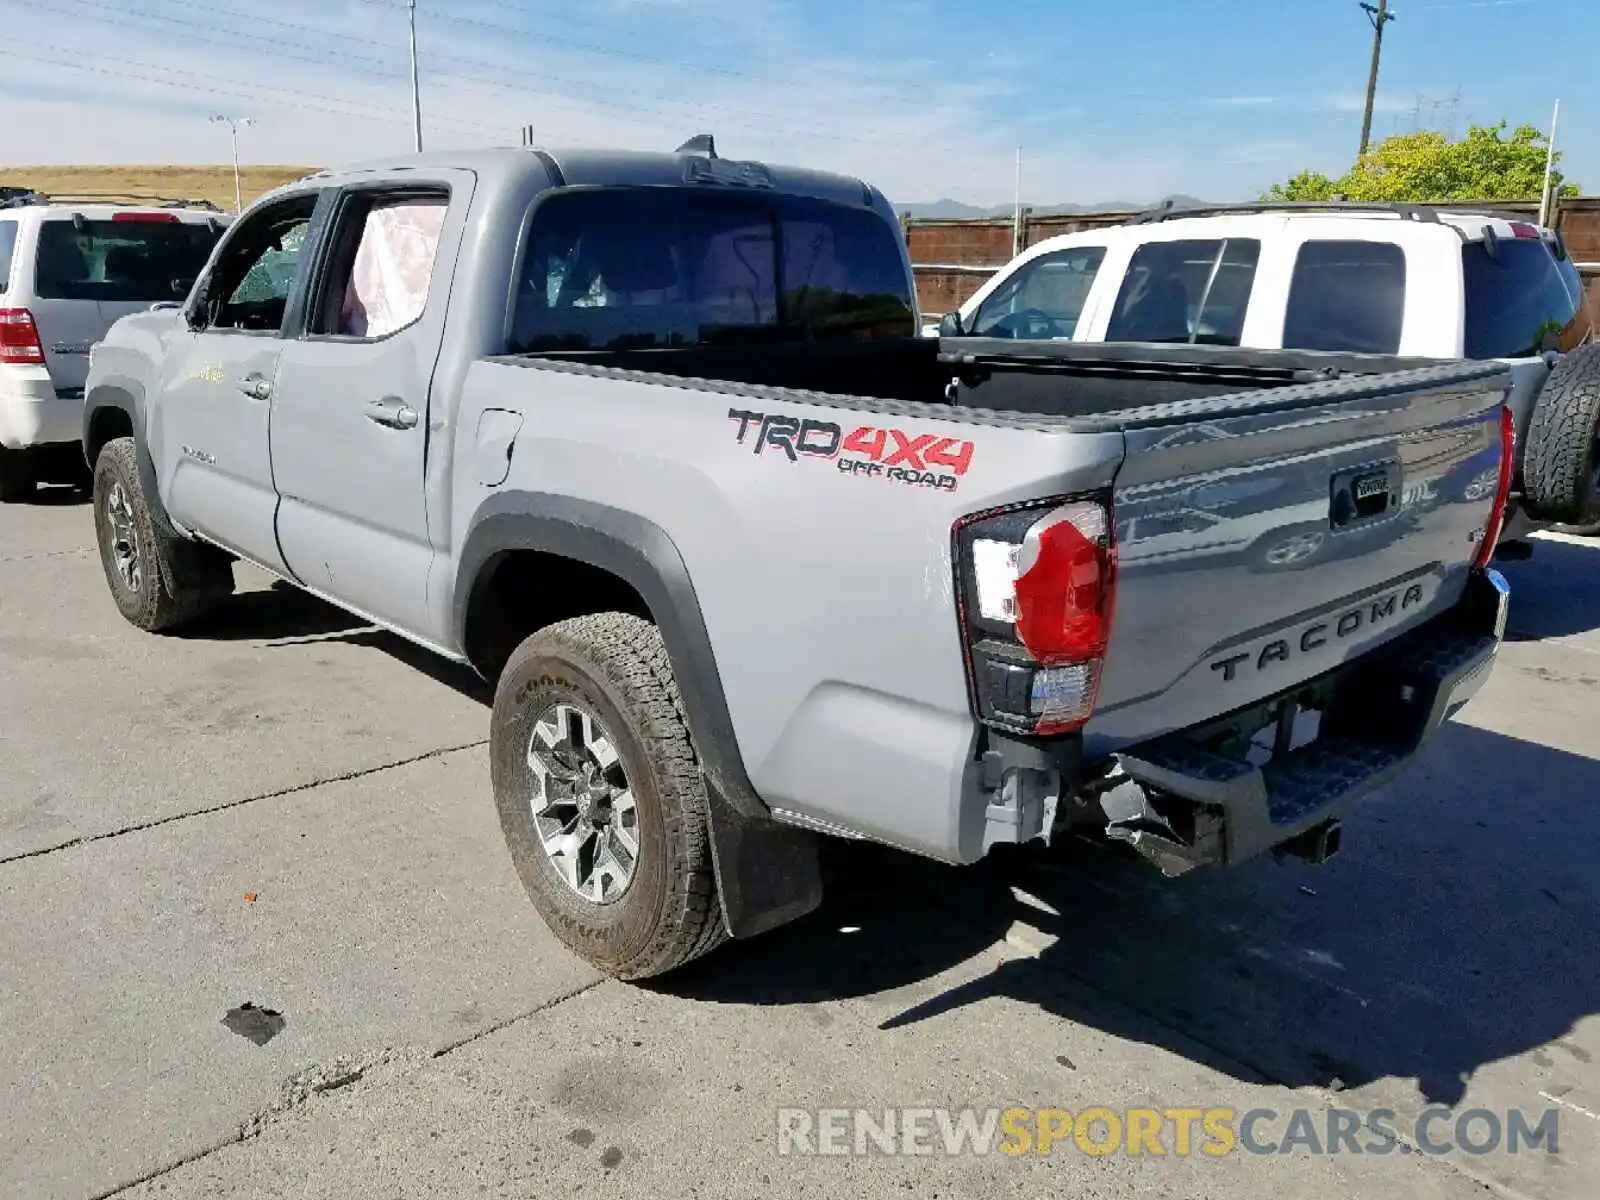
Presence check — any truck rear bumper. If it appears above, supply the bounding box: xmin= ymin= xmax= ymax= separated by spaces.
xmin=1100 ymin=567 xmax=1509 ymax=874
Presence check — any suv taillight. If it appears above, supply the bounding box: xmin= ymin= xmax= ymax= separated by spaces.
xmin=1473 ymin=405 xmax=1516 ymax=571
xmin=953 ymin=495 xmax=1117 ymax=735
xmin=0 ymin=308 xmax=45 ymax=365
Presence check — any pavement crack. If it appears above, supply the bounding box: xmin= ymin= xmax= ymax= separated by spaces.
xmin=0 ymin=548 xmax=93 ymax=564
xmin=0 ymin=739 xmax=488 ymax=867
xmin=431 ymin=978 xmax=607 ymax=1058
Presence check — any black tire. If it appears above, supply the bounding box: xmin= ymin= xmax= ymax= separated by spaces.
xmin=91 ymin=437 xmax=232 ymax=632
xmin=490 ymin=612 xmax=727 ymax=980
xmin=1523 ymin=345 xmax=1600 ymax=525
xmin=0 ymin=445 xmax=36 ymax=503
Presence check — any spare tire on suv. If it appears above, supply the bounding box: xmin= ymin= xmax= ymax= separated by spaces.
xmin=1523 ymin=344 xmax=1600 ymax=527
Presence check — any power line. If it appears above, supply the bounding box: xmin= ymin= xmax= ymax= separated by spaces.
xmin=0 ymin=45 xmax=505 ymax=138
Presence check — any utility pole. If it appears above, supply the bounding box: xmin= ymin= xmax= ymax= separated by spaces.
xmin=408 ymin=0 xmax=424 ymax=153
xmin=1358 ymin=0 xmax=1396 ymax=159
xmin=1013 ymin=145 xmax=1024 ymax=257
xmin=208 ymin=115 xmax=254 ymax=213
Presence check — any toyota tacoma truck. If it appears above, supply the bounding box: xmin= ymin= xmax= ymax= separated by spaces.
xmin=82 ymin=140 xmax=1513 ymax=980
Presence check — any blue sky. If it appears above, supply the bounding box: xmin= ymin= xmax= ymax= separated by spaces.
xmin=0 ymin=0 xmax=1592 ymax=206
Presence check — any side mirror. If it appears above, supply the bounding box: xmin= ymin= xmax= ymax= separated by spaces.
xmin=937 ymin=311 xmax=965 ymax=338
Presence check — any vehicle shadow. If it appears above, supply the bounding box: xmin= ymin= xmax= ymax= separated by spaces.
xmin=664 ymin=720 xmax=1600 ymax=1108
xmin=22 ymin=484 xmax=89 ymax=508
xmin=178 ymin=580 xmax=368 ymax=643
xmin=1499 ymin=534 xmax=1600 ymax=641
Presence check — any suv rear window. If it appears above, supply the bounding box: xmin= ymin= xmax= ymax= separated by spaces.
xmin=1104 ymin=239 xmax=1260 ymax=346
xmin=510 ymin=188 xmax=915 ymax=352
xmin=34 ymin=218 xmax=223 ymax=303
xmin=1283 ymin=240 xmax=1406 ymax=355
xmin=0 ymin=221 xmax=16 ymax=293
xmin=1462 ymin=237 xmax=1584 ymax=359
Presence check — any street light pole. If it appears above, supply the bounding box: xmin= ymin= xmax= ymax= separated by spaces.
xmin=408 ymin=0 xmax=424 ymax=152
xmin=209 ymin=115 xmax=254 ymax=213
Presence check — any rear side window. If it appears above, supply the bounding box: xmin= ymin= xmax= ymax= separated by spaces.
xmin=1463 ymin=238 xmax=1584 ymax=359
xmin=509 ymin=188 xmax=915 ymax=352
xmin=0 ymin=221 xmax=16 ymax=294
xmin=34 ymin=218 xmax=223 ymax=303
xmin=1104 ymin=239 xmax=1260 ymax=346
xmin=971 ymin=246 xmax=1105 ymax=339
xmin=1283 ymin=240 xmax=1406 ymax=355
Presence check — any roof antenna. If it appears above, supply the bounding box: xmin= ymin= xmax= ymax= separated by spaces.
xmin=676 ymin=134 xmax=716 ymax=157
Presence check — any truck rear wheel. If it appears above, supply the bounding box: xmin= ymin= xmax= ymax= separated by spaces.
xmin=92 ymin=437 xmax=230 ymax=632
xmin=0 ymin=446 xmax=36 ymax=503
xmin=1523 ymin=345 xmax=1600 ymax=526
xmin=490 ymin=612 xmax=728 ymax=980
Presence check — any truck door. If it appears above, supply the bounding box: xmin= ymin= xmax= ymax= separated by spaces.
xmin=267 ymin=178 xmax=467 ymax=639
xmin=152 ymin=191 xmax=324 ymax=573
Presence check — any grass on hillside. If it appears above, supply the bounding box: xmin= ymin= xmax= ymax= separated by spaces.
xmin=1 ymin=165 xmax=319 ymax=211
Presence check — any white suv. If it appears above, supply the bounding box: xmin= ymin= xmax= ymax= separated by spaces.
xmin=0 ymin=190 xmax=230 ymax=501
xmin=935 ymin=202 xmax=1600 ymax=541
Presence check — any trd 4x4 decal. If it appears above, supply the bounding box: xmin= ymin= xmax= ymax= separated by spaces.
xmin=727 ymin=409 xmax=975 ymax=493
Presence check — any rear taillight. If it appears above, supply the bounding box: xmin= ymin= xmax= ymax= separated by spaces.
xmin=1473 ymin=405 xmax=1516 ymax=570
xmin=954 ymin=496 xmax=1117 ymax=735
xmin=0 ymin=308 xmax=45 ymax=365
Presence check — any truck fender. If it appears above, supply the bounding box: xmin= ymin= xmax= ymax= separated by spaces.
xmin=83 ymin=380 xmax=181 ymax=542
xmin=455 ymin=493 xmax=822 ymax=940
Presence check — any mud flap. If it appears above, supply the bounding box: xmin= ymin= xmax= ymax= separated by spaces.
xmin=703 ymin=779 xmax=823 ymax=940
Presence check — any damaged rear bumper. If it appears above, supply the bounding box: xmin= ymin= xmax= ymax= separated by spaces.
xmin=1101 ymin=567 xmax=1509 ymax=874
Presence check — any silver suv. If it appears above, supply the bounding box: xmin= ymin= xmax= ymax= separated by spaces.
xmin=0 ymin=190 xmax=230 ymax=501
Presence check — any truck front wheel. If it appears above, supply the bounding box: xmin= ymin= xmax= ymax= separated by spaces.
xmin=92 ymin=437 xmax=230 ymax=632
xmin=490 ymin=612 xmax=728 ymax=980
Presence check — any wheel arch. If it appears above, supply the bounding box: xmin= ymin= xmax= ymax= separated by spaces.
xmin=456 ymin=492 xmax=823 ymax=940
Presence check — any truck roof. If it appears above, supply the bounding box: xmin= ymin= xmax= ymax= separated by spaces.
xmin=298 ymin=144 xmax=884 ymax=215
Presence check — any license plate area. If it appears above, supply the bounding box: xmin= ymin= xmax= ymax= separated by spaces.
xmin=1330 ymin=460 xmax=1401 ymax=528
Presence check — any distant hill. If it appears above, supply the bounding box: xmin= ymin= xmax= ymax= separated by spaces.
xmin=896 ymin=193 xmax=1211 ymax=219
xmin=1 ymin=165 xmax=318 ymax=211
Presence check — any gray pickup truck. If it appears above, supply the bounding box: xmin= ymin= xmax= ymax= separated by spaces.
xmin=82 ymin=141 xmax=1513 ymax=980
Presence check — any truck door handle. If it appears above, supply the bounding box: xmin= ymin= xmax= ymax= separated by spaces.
xmin=239 ymin=375 xmax=272 ymax=401
xmin=365 ymin=398 xmax=420 ymax=430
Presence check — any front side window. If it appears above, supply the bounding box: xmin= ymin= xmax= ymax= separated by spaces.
xmin=310 ymin=191 xmax=449 ymax=339
xmin=200 ymin=195 xmax=318 ymax=333
xmin=1283 ymin=240 xmax=1406 ymax=355
xmin=509 ymin=188 xmax=915 ymax=352
xmin=971 ymin=246 xmax=1105 ymax=339
xmin=0 ymin=221 xmax=16 ymax=294
xmin=1463 ymin=237 xmax=1586 ymax=359
xmin=1104 ymin=239 xmax=1260 ymax=346
xmin=33 ymin=217 xmax=222 ymax=303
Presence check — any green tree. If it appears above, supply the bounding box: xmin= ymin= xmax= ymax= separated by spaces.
xmin=1263 ymin=122 xmax=1578 ymax=202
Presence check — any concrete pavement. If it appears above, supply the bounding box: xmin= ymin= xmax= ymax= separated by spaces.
xmin=2 ymin=486 xmax=1596 ymax=1199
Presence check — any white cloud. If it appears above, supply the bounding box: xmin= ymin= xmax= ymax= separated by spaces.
xmin=0 ymin=0 xmax=1219 ymax=205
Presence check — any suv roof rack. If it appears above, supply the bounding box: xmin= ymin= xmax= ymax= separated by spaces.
xmin=1126 ymin=199 xmax=1445 ymax=225
xmin=0 ymin=188 xmax=223 ymax=213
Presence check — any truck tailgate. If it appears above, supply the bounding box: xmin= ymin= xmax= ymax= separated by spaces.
xmin=1086 ymin=361 xmax=1511 ymax=753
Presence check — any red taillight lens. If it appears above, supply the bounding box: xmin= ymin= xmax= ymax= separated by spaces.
xmin=1473 ymin=405 xmax=1516 ymax=570
xmin=112 ymin=211 xmax=180 ymax=223
xmin=955 ymin=496 xmax=1117 ymax=736
xmin=0 ymin=308 xmax=45 ymax=365
xmin=1014 ymin=503 xmax=1114 ymax=665
xmin=1509 ymin=222 xmax=1541 ymax=240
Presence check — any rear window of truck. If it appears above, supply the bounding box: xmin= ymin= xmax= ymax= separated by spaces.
xmin=1462 ymin=237 xmax=1584 ymax=359
xmin=509 ymin=188 xmax=916 ymax=352
xmin=1104 ymin=239 xmax=1260 ymax=347
xmin=1283 ymin=240 xmax=1406 ymax=355
xmin=0 ymin=221 xmax=16 ymax=293
xmin=34 ymin=218 xmax=223 ymax=303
